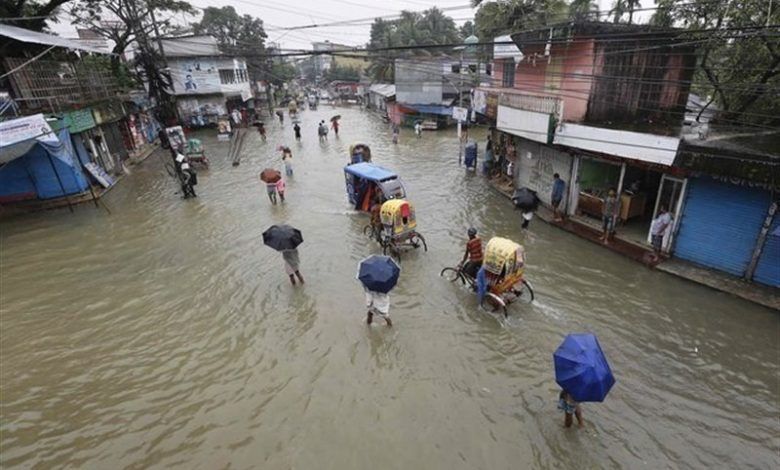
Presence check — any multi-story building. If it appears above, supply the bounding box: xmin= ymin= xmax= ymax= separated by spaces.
xmin=478 ymin=21 xmax=779 ymax=288
xmin=160 ymin=35 xmax=252 ymax=127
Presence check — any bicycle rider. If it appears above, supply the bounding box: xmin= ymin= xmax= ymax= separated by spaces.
xmin=460 ymin=227 xmax=483 ymax=279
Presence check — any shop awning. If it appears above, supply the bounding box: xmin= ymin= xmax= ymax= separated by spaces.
xmin=407 ymin=104 xmax=452 ymax=116
xmin=0 ymin=24 xmax=111 ymax=54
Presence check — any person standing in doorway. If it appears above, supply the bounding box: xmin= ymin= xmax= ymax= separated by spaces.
xmin=483 ymin=135 xmax=493 ymax=175
xmin=650 ymin=205 xmax=672 ymax=261
xmin=551 ymin=173 xmax=566 ymax=222
xmin=282 ymin=248 xmax=305 ymax=286
xmin=293 ymin=122 xmax=301 ymax=141
xmin=601 ymin=188 xmax=620 ymax=244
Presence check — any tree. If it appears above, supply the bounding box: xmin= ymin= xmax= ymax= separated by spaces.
xmin=609 ymin=0 xmax=641 ymax=24
xmin=472 ymin=0 xmax=569 ymax=43
xmin=366 ymin=8 xmax=462 ymax=81
xmin=0 ymin=0 xmax=73 ymax=33
xmin=270 ymin=62 xmax=297 ymax=86
xmin=69 ymin=0 xmax=193 ymax=78
xmin=325 ymin=64 xmax=361 ymax=82
xmin=569 ymin=0 xmax=599 ymax=22
xmin=654 ymin=0 xmax=780 ymax=125
xmin=192 ymin=6 xmax=268 ymax=83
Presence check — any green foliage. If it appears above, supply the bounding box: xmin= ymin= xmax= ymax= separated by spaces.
xmin=472 ymin=0 xmax=569 ymax=43
xmin=366 ymin=8 xmax=461 ymax=81
xmin=270 ymin=62 xmax=298 ymax=86
xmin=325 ymin=64 xmax=361 ymax=82
xmin=192 ymin=6 xmax=268 ymax=82
xmin=654 ymin=0 xmax=780 ymax=125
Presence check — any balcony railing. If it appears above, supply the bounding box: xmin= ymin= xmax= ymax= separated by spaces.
xmin=4 ymin=58 xmax=126 ymax=113
xmin=499 ymin=91 xmax=562 ymax=119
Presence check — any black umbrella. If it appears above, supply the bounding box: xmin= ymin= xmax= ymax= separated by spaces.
xmin=263 ymin=225 xmax=303 ymax=251
xmin=512 ymin=187 xmax=540 ymax=211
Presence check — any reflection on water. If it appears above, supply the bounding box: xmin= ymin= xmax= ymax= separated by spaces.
xmin=1 ymin=107 xmax=778 ymax=469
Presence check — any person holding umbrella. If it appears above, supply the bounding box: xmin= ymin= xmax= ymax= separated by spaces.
xmin=358 ymin=255 xmax=401 ymax=327
xmin=553 ymin=333 xmax=615 ymax=429
xmin=263 ymin=225 xmax=305 ymax=285
xmin=260 ymin=168 xmax=282 ymax=205
xmin=331 ymin=115 xmax=340 ymax=137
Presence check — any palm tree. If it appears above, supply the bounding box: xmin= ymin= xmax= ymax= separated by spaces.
xmin=569 ymin=0 xmax=599 ymax=22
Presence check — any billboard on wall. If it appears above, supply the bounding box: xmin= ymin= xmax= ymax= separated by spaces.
xmin=171 ymin=59 xmax=221 ymax=94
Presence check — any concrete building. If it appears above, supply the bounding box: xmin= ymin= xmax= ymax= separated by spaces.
xmin=160 ymin=35 xmax=252 ymax=127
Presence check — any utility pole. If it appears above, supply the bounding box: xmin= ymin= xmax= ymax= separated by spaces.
xmin=458 ymin=49 xmax=463 ymax=166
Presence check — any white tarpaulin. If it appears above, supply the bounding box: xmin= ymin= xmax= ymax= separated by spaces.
xmin=0 ymin=24 xmax=110 ymax=54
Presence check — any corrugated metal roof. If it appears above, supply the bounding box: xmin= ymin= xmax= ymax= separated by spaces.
xmin=369 ymin=84 xmax=395 ymax=97
xmin=0 ymin=24 xmax=111 ymax=54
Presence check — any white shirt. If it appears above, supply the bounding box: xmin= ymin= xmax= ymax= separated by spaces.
xmin=651 ymin=212 xmax=672 ymax=235
xmin=365 ymin=290 xmax=390 ymax=315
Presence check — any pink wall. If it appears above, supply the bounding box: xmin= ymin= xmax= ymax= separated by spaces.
xmin=509 ymin=38 xmax=595 ymax=122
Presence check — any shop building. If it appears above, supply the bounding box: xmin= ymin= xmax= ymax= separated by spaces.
xmin=161 ymin=35 xmax=252 ymax=128
xmin=485 ymin=21 xmax=697 ymax=252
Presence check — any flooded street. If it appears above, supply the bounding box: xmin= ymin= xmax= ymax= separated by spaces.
xmin=1 ymin=107 xmax=778 ymax=469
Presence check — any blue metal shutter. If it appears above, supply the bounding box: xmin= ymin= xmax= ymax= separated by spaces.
xmin=753 ymin=213 xmax=780 ymax=287
xmin=674 ymin=178 xmax=768 ymax=277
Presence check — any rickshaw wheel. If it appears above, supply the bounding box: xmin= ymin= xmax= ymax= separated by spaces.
xmin=410 ymin=232 xmax=427 ymax=251
xmin=481 ymin=293 xmax=508 ymax=318
xmin=513 ymin=279 xmax=535 ymax=304
xmin=440 ymin=267 xmax=464 ymax=284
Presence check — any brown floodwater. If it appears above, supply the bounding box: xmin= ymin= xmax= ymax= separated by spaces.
xmin=1 ymin=107 xmax=778 ymax=469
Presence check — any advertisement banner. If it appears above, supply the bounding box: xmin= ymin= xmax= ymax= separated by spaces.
xmin=172 ymin=59 xmax=221 ymax=94
xmin=0 ymin=113 xmax=59 ymax=148
xmin=473 ymin=89 xmax=487 ymax=115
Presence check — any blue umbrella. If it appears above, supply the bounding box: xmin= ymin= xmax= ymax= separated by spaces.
xmin=357 ymin=255 xmax=401 ymax=294
xmin=553 ymin=333 xmax=615 ymax=403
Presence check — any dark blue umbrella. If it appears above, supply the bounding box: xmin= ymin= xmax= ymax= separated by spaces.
xmin=553 ymin=333 xmax=615 ymax=402
xmin=357 ymin=255 xmax=401 ymax=294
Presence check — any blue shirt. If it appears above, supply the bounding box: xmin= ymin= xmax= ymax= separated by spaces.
xmin=552 ymin=179 xmax=566 ymax=201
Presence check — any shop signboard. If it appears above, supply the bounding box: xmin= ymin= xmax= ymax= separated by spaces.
xmin=0 ymin=113 xmax=59 ymax=148
xmin=63 ymin=108 xmax=96 ymax=133
xmin=92 ymin=102 xmax=125 ymax=124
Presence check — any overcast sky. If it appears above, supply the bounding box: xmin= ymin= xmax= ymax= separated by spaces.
xmin=48 ymin=0 xmax=649 ymax=51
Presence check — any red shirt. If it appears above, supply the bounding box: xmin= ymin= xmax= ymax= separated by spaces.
xmin=467 ymin=237 xmax=483 ymax=262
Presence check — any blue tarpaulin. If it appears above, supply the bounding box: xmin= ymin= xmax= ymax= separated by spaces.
xmin=0 ymin=126 xmax=89 ymax=201
xmin=344 ymin=162 xmax=398 ymax=182
xmin=407 ymin=104 xmax=452 ymax=116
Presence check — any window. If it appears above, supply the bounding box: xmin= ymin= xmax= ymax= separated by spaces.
xmin=502 ymin=59 xmax=515 ymax=87
xmin=219 ymin=69 xmax=236 ymax=84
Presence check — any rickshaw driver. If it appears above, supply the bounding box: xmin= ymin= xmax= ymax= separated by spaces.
xmin=460 ymin=227 xmax=483 ymax=279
